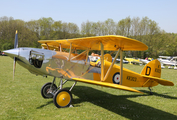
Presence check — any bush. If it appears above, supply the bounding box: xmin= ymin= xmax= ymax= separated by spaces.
xmin=1 ymin=42 xmax=13 ymax=50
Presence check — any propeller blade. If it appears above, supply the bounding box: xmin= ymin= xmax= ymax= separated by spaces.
xmin=14 ymin=30 xmax=18 ymax=48
xmin=13 ymin=30 xmax=18 ymax=80
xmin=13 ymin=57 xmax=16 ymax=80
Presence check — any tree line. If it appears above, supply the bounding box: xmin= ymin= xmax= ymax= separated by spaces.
xmin=0 ymin=16 xmax=177 ymax=58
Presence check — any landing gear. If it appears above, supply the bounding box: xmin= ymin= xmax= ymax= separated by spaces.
xmin=148 ymin=87 xmax=153 ymax=95
xmin=41 ymin=77 xmax=77 ymax=108
xmin=41 ymin=82 xmax=57 ymax=98
xmin=53 ymin=89 xmax=72 ymax=108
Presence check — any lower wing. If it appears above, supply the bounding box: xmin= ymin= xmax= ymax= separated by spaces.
xmin=72 ymin=78 xmax=144 ymax=94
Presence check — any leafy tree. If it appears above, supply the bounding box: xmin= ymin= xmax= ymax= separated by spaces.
xmin=1 ymin=16 xmax=177 ymax=59
xmin=1 ymin=42 xmax=13 ymax=50
xmin=38 ymin=17 xmax=54 ymax=39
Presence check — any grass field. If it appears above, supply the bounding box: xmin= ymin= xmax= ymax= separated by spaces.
xmin=0 ymin=56 xmax=177 ymax=120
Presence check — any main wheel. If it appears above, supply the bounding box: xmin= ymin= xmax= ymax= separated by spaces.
xmin=53 ymin=89 xmax=72 ymax=108
xmin=41 ymin=82 xmax=57 ymax=99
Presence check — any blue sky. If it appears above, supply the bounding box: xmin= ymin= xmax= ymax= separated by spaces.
xmin=0 ymin=0 xmax=177 ymax=33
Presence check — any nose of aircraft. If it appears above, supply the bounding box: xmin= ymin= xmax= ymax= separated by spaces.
xmin=3 ymin=48 xmax=19 ymax=57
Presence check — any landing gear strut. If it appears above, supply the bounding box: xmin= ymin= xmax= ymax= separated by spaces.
xmin=148 ymin=87 xmax=153 ymax=95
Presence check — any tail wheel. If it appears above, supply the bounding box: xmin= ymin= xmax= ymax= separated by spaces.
xmin=41 ymin=82 xmax=57 ymax=99
xmin=53 ymin=89 xmax=72 ymax=108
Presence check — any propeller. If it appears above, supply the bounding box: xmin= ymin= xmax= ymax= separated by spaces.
xmin=13 ymin=30 xmax=18 ymax=80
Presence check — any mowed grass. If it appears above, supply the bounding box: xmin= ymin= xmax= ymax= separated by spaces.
xmin=0 ymin=56 xmax=177 ymax=120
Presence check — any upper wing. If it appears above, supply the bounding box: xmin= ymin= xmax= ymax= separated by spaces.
xmin=142 ymin=75 xmax=174 ymax=86
xmin=72 ymin=78 xmax=144 ymax=94
xmin=39 ymin=40 xmax=85 ymax=50
xmin=38 ymin=35 xmax=148 ymax=51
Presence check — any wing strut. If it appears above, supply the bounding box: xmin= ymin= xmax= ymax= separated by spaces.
xmin=101 ymin=42 xmax=104 ymax=81
xmin=59 ymin=43 xmax=62 ymax=52
xmin=85 ymin=49 xmax=89 ymax=64
xmin=68 ymin=43 xmax=72 ymax=61
xmin=104 ymin=49 xmax=120 ymax=81
xmin=45 ymin=43 xmax=50 ymax=50
xmin=100 ymin=44 xmax=124 ymax=84
xmin=71 ymin=50 xmax=88 ymax=60
xmin=103 ymin=48 xmax=123 ymax=84
xmin=120 ymin=48 xmax=123 ymax=85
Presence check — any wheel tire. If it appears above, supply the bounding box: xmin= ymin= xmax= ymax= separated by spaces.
xmin=41 ymin=82 xmax=57 ymax=99
xmin=53 ymin=89 xmax=72 ymax=108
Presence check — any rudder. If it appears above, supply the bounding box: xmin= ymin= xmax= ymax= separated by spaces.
xmin=141 ymin=59 xmax=161 ymax=78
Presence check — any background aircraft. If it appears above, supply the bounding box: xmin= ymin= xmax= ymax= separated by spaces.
xmin=112 ymin=58 xmax=129 ymax=64
xmin=139 ymin=58 xmax=153 ymax=65
xmin=158 ymin=56 xmax=177 ymax=69
xmin=124 ymin=57 xmax=143 ymax=65
xmin=3 ymin=31 xmax=174 ymax=108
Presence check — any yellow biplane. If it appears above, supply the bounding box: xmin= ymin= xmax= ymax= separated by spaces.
xmin=124 ymin=57 xmax=143 ymax=65
xmin=4 ymin=31 xmax=174 ymax=108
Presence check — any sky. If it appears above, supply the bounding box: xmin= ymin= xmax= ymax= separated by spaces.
xmin=0 ymin=0 xmax=177 ymax=33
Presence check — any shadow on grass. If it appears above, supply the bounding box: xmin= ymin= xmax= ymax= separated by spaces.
xmin=72 ymin=86 xmax=177 ymax=120
xmin=36 ymin=100 xmax=53 ymax=109
xmin=140 ymin=90 xmax=177 ymax=99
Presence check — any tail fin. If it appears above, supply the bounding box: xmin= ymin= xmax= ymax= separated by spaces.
xmin=141 ymin=59 xmax=161 ymax=78
xmin=141 ymin=59 xmax=174 ymax=86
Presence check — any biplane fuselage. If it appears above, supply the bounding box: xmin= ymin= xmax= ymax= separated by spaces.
xmin=8 ymin=47 xmax=159 ymax=88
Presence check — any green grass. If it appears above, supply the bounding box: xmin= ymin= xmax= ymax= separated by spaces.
xmin=0 ymin=56 xmax=177 ymax=120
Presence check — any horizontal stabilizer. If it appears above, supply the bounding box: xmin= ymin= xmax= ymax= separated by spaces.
xmin=72 ymin=78 xmax=144 ymax=94
xmin=142 ymin=75 xmax=174 ymax=86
